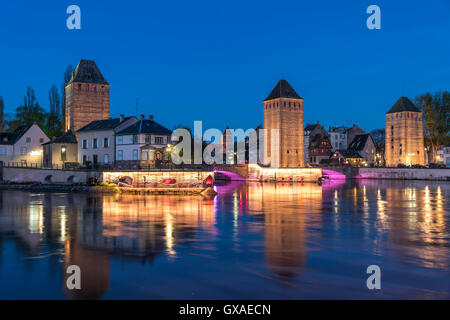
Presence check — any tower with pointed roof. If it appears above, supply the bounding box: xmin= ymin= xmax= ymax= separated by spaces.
xmin=65 ymin=60 xmax=110 ymax=132
xmin=385 ymin=97 xmax=424 ymax=166
xmin=263 ymin=79 xmax=305 ymax=167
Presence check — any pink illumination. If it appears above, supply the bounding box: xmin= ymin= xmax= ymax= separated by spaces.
xmin=322 ymin=169 xmax=347 ymax=180
xmin=214 ymin=170 xmax=246 ymax=181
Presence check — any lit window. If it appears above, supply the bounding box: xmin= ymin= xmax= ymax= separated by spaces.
xmin=61 ymin=146 xmax=67 ymax=161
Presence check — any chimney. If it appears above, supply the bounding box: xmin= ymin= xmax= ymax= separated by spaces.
xmin=149 ymin=115 xmax=154 ymax=121
xmin=120 ymin=114 xmax=124 ymax=122
xmin=140 ymin=114 xmax=145 ymax=120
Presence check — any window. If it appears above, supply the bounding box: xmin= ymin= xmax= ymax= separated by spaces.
xmin=93 ymin=138 xmax=98 ymax=149
xmin=117 ymin=136 xmax=123 ymax=145
xmin=61 ymin=146 xmax=67 ymax=161
xmin=82 ymin=139 xmax=88 ymax=149
xmin=104 ymin=137 xmax=109 ymax=148
xmin=26 ymin=137 xmax=31 ymax=143
xmin=142 ymin=151 xmax=148 ymax=160
xmin=0 ymin=147 xmax=6 ymax=155
xmin=39 ymin=138 xmax=44 ymax=143
xmin=145 ymin=135 xmax=150 ymax=144
xmin=118 ymin=150 xmax=123 ymax=161
xmin=93 ymin=155 xmax=98 ymax=164
xmin=83 ymin=155 xmax=87 ymax=164
xmin=104 ymin=154 xmax=109 ymax=164
xmin=133 ymin=135 xmax=139 ymax=144
xmin=133 ymin=149 xmax=138 ymax=160
xmin=155 ymin=136 xmax=164 ymax=144
xmin=21 ymin=147 xmax=27 ymax=155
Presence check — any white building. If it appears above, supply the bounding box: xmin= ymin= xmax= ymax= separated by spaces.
xmin=328 ymin=126 xmax=348 ymax=152
xmin=444 ymin=144 xmax=450 ymax=167
xmin=115 ymin=115 xmax=172 ymax=168
xmin=0 ymin=123 xmax=49 ymax=166
xmin=77 ymin=115 xmax=138 ymax=166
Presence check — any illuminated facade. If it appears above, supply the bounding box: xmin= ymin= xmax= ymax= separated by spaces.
xmin=65 ymin=60 xmax=111 ymax=132
xmin=385 ymin=97 xmax=425 ymax=166
xmin=263 ymin=80 xmax=305 ymax=168
xmin=0 ymin=123 xmax=49 ymax=165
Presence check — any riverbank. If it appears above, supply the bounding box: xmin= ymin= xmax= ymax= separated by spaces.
xmin=0 ymin=183 xmax=216 ymax=196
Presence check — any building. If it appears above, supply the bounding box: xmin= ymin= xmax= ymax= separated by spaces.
xmin=263 ymin=80 xmax=305 ymax=168
xmin=328 ymin=126 xmax=348 ymax=151
xmin=42 ymin=130 xmax=78 ymax=168
xmin=385 ymin=97 xmax=425 ymax=166
xmin=443 ymin=143 xmax=450 ymax=167
xmin=346 ymin=124 xmax=365 ymax=147
xmin=308 ymin=134 xmax=332 ymax=165
xmin=330 ymin=149 xmax=365 ymax=166
xmin=222 ymin=126 xmax=234 ymax=164
xmin=115 ymin=115 xmax=172 ymax=168
xmin=348 ymin=134 xmax=376 ymax=165
xmin=0 ymin=123 xmax=49 ymax=165
xmin=77 ymin=115 xmax=138 ymax=166
xmin=65 ymin=60 xmax=111 ymax=132
xmin=305 ymin=122 xmax=328 ymax=163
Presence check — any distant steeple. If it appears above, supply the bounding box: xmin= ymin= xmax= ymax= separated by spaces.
xmin=264 ymin=79 xmax=302 ymax=101
xmin=69 ymin=60 xmax=109 ymax=85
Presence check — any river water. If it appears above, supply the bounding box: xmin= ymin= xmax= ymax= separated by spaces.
xmin=0 ymin=180 xmax=448 ymax=299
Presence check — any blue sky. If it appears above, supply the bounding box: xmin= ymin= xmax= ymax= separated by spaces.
xmin=0 ymin=0 xmax=449 ymax=132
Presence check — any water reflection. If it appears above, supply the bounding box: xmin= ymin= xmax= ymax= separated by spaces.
xmin=0 ymin=180 xmax=449 ymax=299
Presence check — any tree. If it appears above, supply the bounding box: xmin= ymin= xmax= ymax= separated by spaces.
xmin=415 ymin=91 xmax=450 ymax=162
xmin=11 ymin=87 xmax=47 ymax=131
xmin=0 ymin=96 xmax=5 ymax=131
xmin=370 ymin=128 xmax=385 ymax=166
xmin=61 ymin=65 xmax=74 ymax=131
xmin=47 ymin=85 xmax=62 ymax=137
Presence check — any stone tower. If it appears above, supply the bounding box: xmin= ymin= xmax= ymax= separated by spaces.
xmin=385 ymin=97 xmax=425 ymax=166
xmin=65 ymin=60 xmax=110 ymax=132
xmin=263 ymin=80 xmax=305 ymax=168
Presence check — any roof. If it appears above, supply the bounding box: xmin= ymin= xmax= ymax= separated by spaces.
xmin=43 ymin=130 xmax=77 ymax=145
xmin=387 ymin=97 xmax=421 ymax=114
xmin=69 ymin=60 xmax=109 ymax=85
xmin=334 ymin=149 xmax=363 ymax=159
xmin=329 ymin=126 xmax=350 ymax=134
xmin=0 ymin=124 xmax=33 ymax=145
xmin=77 ymin=117 xmax=135 ymax=133
xmin=348 ymin=134 xmax=371 ymax=151
xmin=309 ymin=134 xmax=330 ymax=148
xmin=264 ymin=80 xmax=302 ymax=101
xmin=305 ymin=123 xmax=318 ymax=132
xmin=116 ymin=119 xmax=172 ymax=136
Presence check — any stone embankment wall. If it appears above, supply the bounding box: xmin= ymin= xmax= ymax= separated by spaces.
xmin=357 ymin=168 xmax=450 ymax=181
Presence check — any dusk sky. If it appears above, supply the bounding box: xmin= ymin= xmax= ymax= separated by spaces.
xmin=0 ymin=0 xmax=449 ymax=132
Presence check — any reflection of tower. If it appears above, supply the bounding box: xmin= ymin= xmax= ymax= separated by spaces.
xmin=263 ymin=80 xmax=305 ymax=167
xmin=63 ymin=240 xmax=110 ymax=300
xmin=248 ymin=183 xmax=322 ymax=279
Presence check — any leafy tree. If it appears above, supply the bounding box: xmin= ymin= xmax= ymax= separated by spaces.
xmin=47 ymin=85 xmax=62 ymax=137
xmin=11 ymin=87 xmax=47 ymax=131
xmin=0 ymin=96 xmax=5 ymax=131
xmin=369 ymin=128 xmax=385 ymax=147
xmin=415 ymin=91 xmax=450 ymax=162
xmin=61 ymin=65 xmax=74 ymax=131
